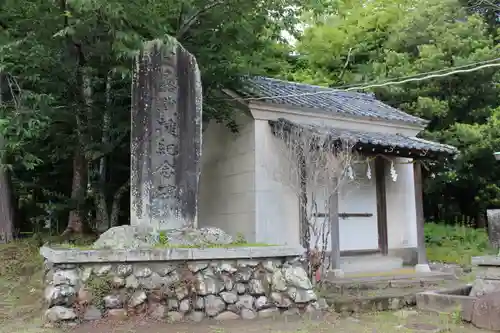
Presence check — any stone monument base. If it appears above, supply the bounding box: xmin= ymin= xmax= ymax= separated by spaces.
xmin=40 ymin=246 xmax=321 ymax=325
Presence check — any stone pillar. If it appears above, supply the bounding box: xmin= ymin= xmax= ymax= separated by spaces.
xmin=487 ymin=209 xmax=500 ymax=251
xmin=131 ymin=39 xmax=202 ymax=230
xmin=413 ymin=161 xmax=430 ymax=273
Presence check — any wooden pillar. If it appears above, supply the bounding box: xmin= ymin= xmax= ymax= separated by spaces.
xmin=329 ymin=179 xmax=340 ymax=270
xmin=413 ymin=161 xmax=428 ymax=266
xmin=375 ymin=157 xmax=389 ymax=255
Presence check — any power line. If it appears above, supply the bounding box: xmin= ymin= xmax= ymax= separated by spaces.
xmin=345 ymin=62 xmax=500 ymax=92
xmin=325 ymin=57 xmax=500 ymax=91
xmin=238 ymin=59 xmax=500 ymax=101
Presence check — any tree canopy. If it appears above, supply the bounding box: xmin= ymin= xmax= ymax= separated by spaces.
xmin=0 ymin=0 xmax=499 ymax=236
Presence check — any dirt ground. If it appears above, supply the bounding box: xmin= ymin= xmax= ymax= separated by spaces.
xmin=0 ymin=309 xmax=488 ymax=333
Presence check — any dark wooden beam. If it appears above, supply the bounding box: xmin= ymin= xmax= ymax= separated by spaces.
xmin=375 ymin=157 xmax=389 ymax=255
xmin=413 ymin=160 xmax=428 ymax=265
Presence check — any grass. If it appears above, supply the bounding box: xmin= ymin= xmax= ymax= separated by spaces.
xmin=425 ymin=222 xmax=496 ymax=265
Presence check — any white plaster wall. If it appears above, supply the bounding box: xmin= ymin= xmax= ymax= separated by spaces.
xmin=385 ymin=158 xmax=418 ymax=249
xmin=254 ymin=120 xmax=301 ymax=245
xmin=308 ymin=161 xmax=378 ymax=252
xmin=198 ymin=112 xmax=257 ymax=241
xmin=338 ymin=161 xmax=379 ymax=251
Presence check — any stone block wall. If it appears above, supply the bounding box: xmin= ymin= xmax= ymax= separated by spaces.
xmin=43 ymin=257 xmax=320 ymax=324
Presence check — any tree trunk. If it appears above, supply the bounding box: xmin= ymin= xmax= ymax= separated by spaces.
xmin=0 ymin=136 xmax=13 ymax=243
xmin=63 ymin=147 xmax=88 ymax=235
xmin=109 ymin=181 xmax=129 ymax=229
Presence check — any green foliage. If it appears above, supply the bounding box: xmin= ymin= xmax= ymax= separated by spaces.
xmin=0 ymin=0 xmax=317 ymax=232
xmin=86 ymin=274 xmax=112 ymax=311
xmin=425 ymin=222 xmax=494 ymax=264
xmin=290 ymin=0 xmax=500 ymax=224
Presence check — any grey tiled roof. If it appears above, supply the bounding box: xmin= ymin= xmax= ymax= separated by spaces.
xmin=269 ymin=118 xmax=458 ymax=157
xmin=241 ymin=76 xmax=428 ymax=125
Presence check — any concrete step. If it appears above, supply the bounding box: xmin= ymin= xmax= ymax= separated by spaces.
xmin=319 ymin=273 xmax=460 ymax=314
xmin=340 ymin=255 xmax=404 ymax=274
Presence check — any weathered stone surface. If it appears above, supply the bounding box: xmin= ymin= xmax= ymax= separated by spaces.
xmin=271 ymin=270 xmax=287 ymax=292
xmin=92 ymin=226 xmax=154 ymax=249
xmin=112 ymin=276 xmax=126 ymax=288
xmin=95 ymin=265 xmax=112 ymax=276
xmin=219 ymin=263 xmax=237 ymax=273
xmin=149 ymin=304 xmax=167 ymax=319
xmin=41 ymin=252 xmax=317 ymax=324
xmin=44 ymin=285 xmax=76 ymax=306
xmin=83 ymin=306 xmax=102 ymax=321
xmin=263 ymin=260 xmax=281 ymax=272
xmin=80 ymin=267 xmax=93 ymax=282
xmin=116 ymin=264 xmax=133 ymax=277
xmin=125 ymin=274 xmax=139 ymax=288
xmin=130 ymin=38 xmax=203 ymax=231
xmin=236 ymin=283 xmax=247 ymax=294
xmin=134 ymin=266 xmax=152 ymax=278
xmin=241 ymin=308 xmax=257 ymax=320
xmin=471 ymin=291 xmax=500 ymax=330
xmin=487 ymin=209 xmax=500 ymax=250
xmin=271 ymin=292 xmax=292 ymax=308
xmin=129 ymin=291 xmax=147 ymax=307
xmin=205 ymin=295 xmax=226 ymax=316
xmin=237 ymin=260 xmax=260 ymax=268
xmin=258 ymin=307 xmax=279 ymax=318
xmin=197 ymin=268 xmax=224 ymax=295
xmin=215 ymin=311 xmax=240 ymax=320
xmin=53 ymin=269 xmax=79 ymax=287
xmin=175 ymin=285 xmax=189 ymax=299
xmin=167 ymin=298 xmax=179 ymax=310
xmin=287 ymin=287 xmax=317 ymax=303
xmin=236 ymin=294 xmax=254 ymax=310
xmin=255 ymin=296 xmax=269 ymax=310
xmin=235 ymin=267 xmax=253 ymax=282
xmin=179 ymin=299 xmax=191 ymax=312
xmin=187 ymin=311 xmax=204 ymax=322
xmin=104 ymin=295 xmax=123 ymax=309
xmin=45 ymin=306 xmax=77 ymax=322
xmin=188 ymin=261 xmax=209 ymax=272
xmin=220 ymin=273 xmax=234 ymax=291
xmin=107 ymin=308 xmax=128 ymax=320
xmin=283 ymin=266 xmax=312 ymax=290
xmin=481 ymin=267 xmax=500 ymax=280
xmin=138 ymin=272 xmax=166 ymax=289
xmin=194 ymin=296 xmax=205 ymax=309
xmin=220 ymin=291 xmax=238 ymax=304
xmin=470 ymin=279 xmax=500 ymax=297
xmin=152 ymin=264 xmax=177 ymax=276
xmin=77 ymin=287 xmax=92 ymax=305
xmin=248 ymin=279 xmax=265 ymax=295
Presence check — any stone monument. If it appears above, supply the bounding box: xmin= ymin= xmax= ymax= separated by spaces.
xmin=130 ymin=38 xmax=202 ymax=230
xmin=94 ymin=38 xmax=233 ymax=249
xmin=487 ymin=209 xmax=500 ymax=250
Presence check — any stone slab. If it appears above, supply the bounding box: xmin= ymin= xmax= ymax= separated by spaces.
xmin=416 ymin=285 xmax=476 ymax=314
xmin=471 ymin=255 xmax=500 ymax=266
xmin=130 ymin=38 xmax=202 ymax=230
xmin=40 ymin=245 xmax=304 ymax=264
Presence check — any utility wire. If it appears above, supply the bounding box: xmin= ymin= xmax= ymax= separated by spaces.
xmin=238 ymin=59 xmax=500 ymax=101
xmin=323 ymin=57 xmax=500 ymax=91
